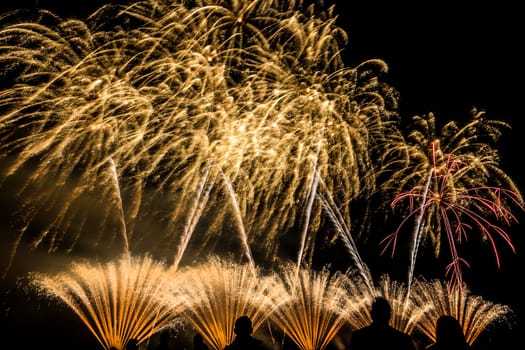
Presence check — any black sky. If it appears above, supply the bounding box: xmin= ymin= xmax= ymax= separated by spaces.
xmin=0 ymin=1 xmax=523 ymax=350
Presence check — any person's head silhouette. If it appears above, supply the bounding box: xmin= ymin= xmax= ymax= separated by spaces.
xmin=159 ymin=330 xmax=169 ymax=344
xmin=194 ymin=332 xmax=204 ymax=344
xmin=126 ymin=338 xmax=139 ymax=350
xmin=234 ymin=315 xmax=253 ymax=336
xmin=370 ymin=297 xmax=391 ymax=325
xmin=435 ymin=315 xmax=467 ymax=345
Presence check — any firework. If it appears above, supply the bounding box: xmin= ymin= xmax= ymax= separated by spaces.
xmin=411 ymin=278 xmax=512 ymax=346
xmin=0 ymin=2 xmax=522 ymax=349
xmin=343 ymin=273 xmax=428 ymax=335
xmin=28 ymin=254 xmax=181 ymax=350
xmin=269 ymin=263 xmax=357 ymax=350
xmin=381 ymin=111 xmax=524 ymax=289
xmin=0 ymin=0 xmax=397 ymax=275
xmin=169 ymin=256 xmax=287 ymax=350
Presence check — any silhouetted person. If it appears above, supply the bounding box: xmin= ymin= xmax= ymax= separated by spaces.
xmin=156 ymin=330 xmax=171 ymax=350
xmin=193 ymin=332 xmax=209 ymax=350
xmin=126 ymin=338 xmax=139 ymax=350
xmin=426 ymin=315 xmax=472 ymax=350
xmin=348 ymin=297 xmax=416 ymax=350
xmin=223 ymin=315 xmax=268 ymax=350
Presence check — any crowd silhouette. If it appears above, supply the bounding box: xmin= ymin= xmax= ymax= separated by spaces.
xmin=110 ymin=299 xmax=474 ymax=350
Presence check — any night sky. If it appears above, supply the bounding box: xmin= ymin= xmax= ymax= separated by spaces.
xmin=0 ymin=1 xmax=523 ymax=349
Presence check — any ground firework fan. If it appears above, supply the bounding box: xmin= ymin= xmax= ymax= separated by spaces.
xmin=411 ymin=278 xmax=512 ymax=346
xmin=28 ymin=254 xmax=181 ymax=350
xmin=270 ymin=264 xmax=355 ymax=350
xmin=169 ymin=256 xmax=287 ymax=350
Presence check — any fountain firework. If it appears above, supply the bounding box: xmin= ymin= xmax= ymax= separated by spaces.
xmin=341 ymin=272 xmax=428 ymax=335
xmin=26 ymin=253 xmax=511 ymax=350
xmin=369 ymin=274 xmax=427 ymax=335
xmin=269 ymin=264 xmax=357 ymax=350
xmin=28 ymin=254 xmax=182 ymax=350
xmin=410 ymin=278 xmax=513 ymax=346
xmin=341 ymin=273 xmax=510 ymax=346
xmin=168 ymin=256 xmax=288 ymax=350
